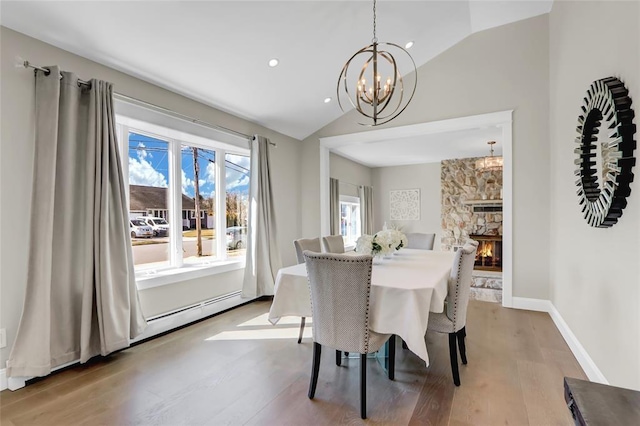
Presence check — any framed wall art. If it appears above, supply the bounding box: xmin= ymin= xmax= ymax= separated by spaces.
xmin=390 ymin=189 xmax=420 ymax=220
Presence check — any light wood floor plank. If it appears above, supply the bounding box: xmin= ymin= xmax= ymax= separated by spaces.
xmin=0 ymin=300 xmax=586 ymax=425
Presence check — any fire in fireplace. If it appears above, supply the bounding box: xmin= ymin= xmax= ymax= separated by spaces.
xmin=469 ymin=234 xmax=502 ymax=272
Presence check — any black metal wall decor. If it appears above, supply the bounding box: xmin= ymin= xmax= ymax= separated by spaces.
xmin=575 ymin=77 xmax=636 ymax=228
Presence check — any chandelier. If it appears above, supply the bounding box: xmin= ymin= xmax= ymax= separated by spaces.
xmin=337 ymin=0 xmax=417 ymax=126
xmin=476 ymin=141 xmax=503 ymax=172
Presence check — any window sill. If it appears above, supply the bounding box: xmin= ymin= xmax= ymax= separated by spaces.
xmin=136 ymin=259 xmax=246 ymax=290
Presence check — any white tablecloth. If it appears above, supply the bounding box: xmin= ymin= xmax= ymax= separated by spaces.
xmin=268 ymin=249 xmax=455 ymax=366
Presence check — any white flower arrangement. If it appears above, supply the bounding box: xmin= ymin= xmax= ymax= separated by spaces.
xmin=374 ymin=228 xmax=406 ymax=252
xmin=373 ymin=229 xmax=395 ymax=255
xmin=355 ymin=234 xmax=375 ymax=255
xmin=355 ymin=227 xmax=407 ymax=257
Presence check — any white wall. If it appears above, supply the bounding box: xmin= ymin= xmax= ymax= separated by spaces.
xmin=549 ymin=1 xmax=640 ymax=389
xmin=0 ymin=27 xmax=302 ymax=367
xmin=329 ymin=153 xmax=372 ymax=198
xmin=372 ymin=163 xmax=442 ymax=246
xmin=302 ymin=14 xmax=550 ymax=300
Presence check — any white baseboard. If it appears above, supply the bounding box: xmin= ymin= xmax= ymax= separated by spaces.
xmin=0 ymin=368 xmax=6 ymax=391
xmin=510 ymin=297 xmax=608 ymax=384
xmin=547 ymin=303 xmax=608 ymax=384
xmin=1 ymin=291 xmax=252 ymax=392
xmin=511 ymin=296 xmax=554 ymax=312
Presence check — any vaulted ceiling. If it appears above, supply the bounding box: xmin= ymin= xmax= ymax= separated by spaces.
xmin=1 ymin=1 xmax=552 ymax=141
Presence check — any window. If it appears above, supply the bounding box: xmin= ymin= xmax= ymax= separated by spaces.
xmin=128 ymin=132 xmax=170 ymax=268
xmin=116 ymin=114 xmax=250 ymax=274
xmin=340 ymin=195 xmax=361 ymax=246
xmin=225 ymin=153 xmax=250 ymax=256
xmin=181 ymin=144 xmax=216 ymax=264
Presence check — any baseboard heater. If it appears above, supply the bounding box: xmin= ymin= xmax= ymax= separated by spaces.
xmin=146 ymin=291 xmax=242 ymax=322
xmin=131 ymin=290 xmax=247 ymax=344
xmin=5 ymin=290 xmax=250 ymax=391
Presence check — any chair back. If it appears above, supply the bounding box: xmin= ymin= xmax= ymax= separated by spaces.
xmin=322 ymin=235 xmax=345 ymax=253
xmin=445 ymin=241 xmax=478 ymax=332
xmin=303 ymin=251 xmax=375 ymax=353
xmin=293 ymin=238 xmax=322 ymax=264
xmin=405 ymin=233 xmax=436 ymax=250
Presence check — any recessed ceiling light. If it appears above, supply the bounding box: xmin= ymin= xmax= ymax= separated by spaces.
xmin=405 ymin=41 xmax=414 ymax=49
xmin=268 ymin=58 xmax=279 ymax=67
xmin=324 ymin=97 xmax=332 ymax=104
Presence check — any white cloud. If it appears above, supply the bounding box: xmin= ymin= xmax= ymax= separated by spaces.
xmin=227 ymin=173 xmax=249 ymax=190
xmin=136 ymin=142 xmax=149 ymax=160
xmin=129 ymin=157 xmax=167 ymax=187
xmin=182 ymin=169 xmax=194 ymax=194
xmin=227 ymin=154 xmax=250 ymax=169
xmin=225 ymin=155 xmax=250 ymax=191
xmin=205 ymin=162 xmax=216 ymax=182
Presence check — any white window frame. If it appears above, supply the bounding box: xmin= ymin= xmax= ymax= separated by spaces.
xmin=190 ymin=210 xmax=205 ymax=219
xmin=116 ymin=115 xmax=249 ymax=287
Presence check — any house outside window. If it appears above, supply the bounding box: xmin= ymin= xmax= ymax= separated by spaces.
xmin=340 ymin=195 xmax=361 ymax=246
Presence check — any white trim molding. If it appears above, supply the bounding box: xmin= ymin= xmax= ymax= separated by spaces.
xmin=511 ymin=297 xmax=608 ymax=384
xmin=319 ymin=144 xmax=330 ymax=237
xmin=0 ymin=368 xmax=6 ymax=391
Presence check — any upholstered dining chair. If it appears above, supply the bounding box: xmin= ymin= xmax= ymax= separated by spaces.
xmin=427 ymin=241 xmax=477 ymax=386
xmin=322 ymin=235 xmax=345 ymax=253
xmin=405 ymin=232 xmax=436 ymax=250
xmin=293 ymin=238 xmax=322 ymax=344
xmin=303 ymin=251 xmax=394 ymax=419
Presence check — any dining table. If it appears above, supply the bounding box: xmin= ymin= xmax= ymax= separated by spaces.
xmin=268 ymin=248 xmax=456 ymax=366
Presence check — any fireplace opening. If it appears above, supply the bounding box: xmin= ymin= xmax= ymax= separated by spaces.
xmin=470 ymin=234 xmax=502 ymax=272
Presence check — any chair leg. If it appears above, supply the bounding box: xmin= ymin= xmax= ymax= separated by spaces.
xmin=386 ymin=335 xmax=395 ymax=380
xmin=336 ymin=350 xmax=341 ymax=366
xmin=457 ymin=327 xmax=467 ymax=365
xmin=308 ymin=342 xmax=322 ymax=398
xmin=360 ymin=354 xmax=367 ymax=419
xmin=448 ymin=333 xmax=461 ymax=386
xmin=297 ymin=317 xmax=306 ymax=344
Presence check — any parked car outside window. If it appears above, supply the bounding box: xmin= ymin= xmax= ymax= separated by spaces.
xmin=138 ymin=216 xmax=169 ymax=237
xmin=130 ymin=219 xmax=153 ymax=238
xmin=226 ymin=226 xmax=247 ymax=250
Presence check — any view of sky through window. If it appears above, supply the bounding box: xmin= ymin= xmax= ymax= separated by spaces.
xmin=128 ymin=133 xmax=249 ymax=197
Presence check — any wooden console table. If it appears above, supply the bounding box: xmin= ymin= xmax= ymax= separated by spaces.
xmin=564 ymin=377 xmax=640 ymax=425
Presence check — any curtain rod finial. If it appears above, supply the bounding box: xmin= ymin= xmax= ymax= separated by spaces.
xmin=15 ymin=55 xmax=27 ymax=69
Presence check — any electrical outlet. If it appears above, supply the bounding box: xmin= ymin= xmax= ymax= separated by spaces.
xmin=0 ymin=328 xmax=6 ymax=348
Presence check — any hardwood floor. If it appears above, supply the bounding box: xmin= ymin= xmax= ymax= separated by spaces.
xmin=0 ymin=300 xmax=586 ymax=425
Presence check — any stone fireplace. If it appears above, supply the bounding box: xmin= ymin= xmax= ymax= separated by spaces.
xmin=441 ymin=157 xmax=503 ymax=303
xmin=440 ymin=158 xmax=503 ymax=250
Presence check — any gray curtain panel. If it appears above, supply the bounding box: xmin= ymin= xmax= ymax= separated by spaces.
xmin=359 ymin=185 xmax=374 ymax=235
xmin=329 ymin=177 xmax=340 ymax=235
xmin=7 ymin=67 xmax=146 ymax=378
xmin=242 ymin=135 xmax=282 ymax=298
